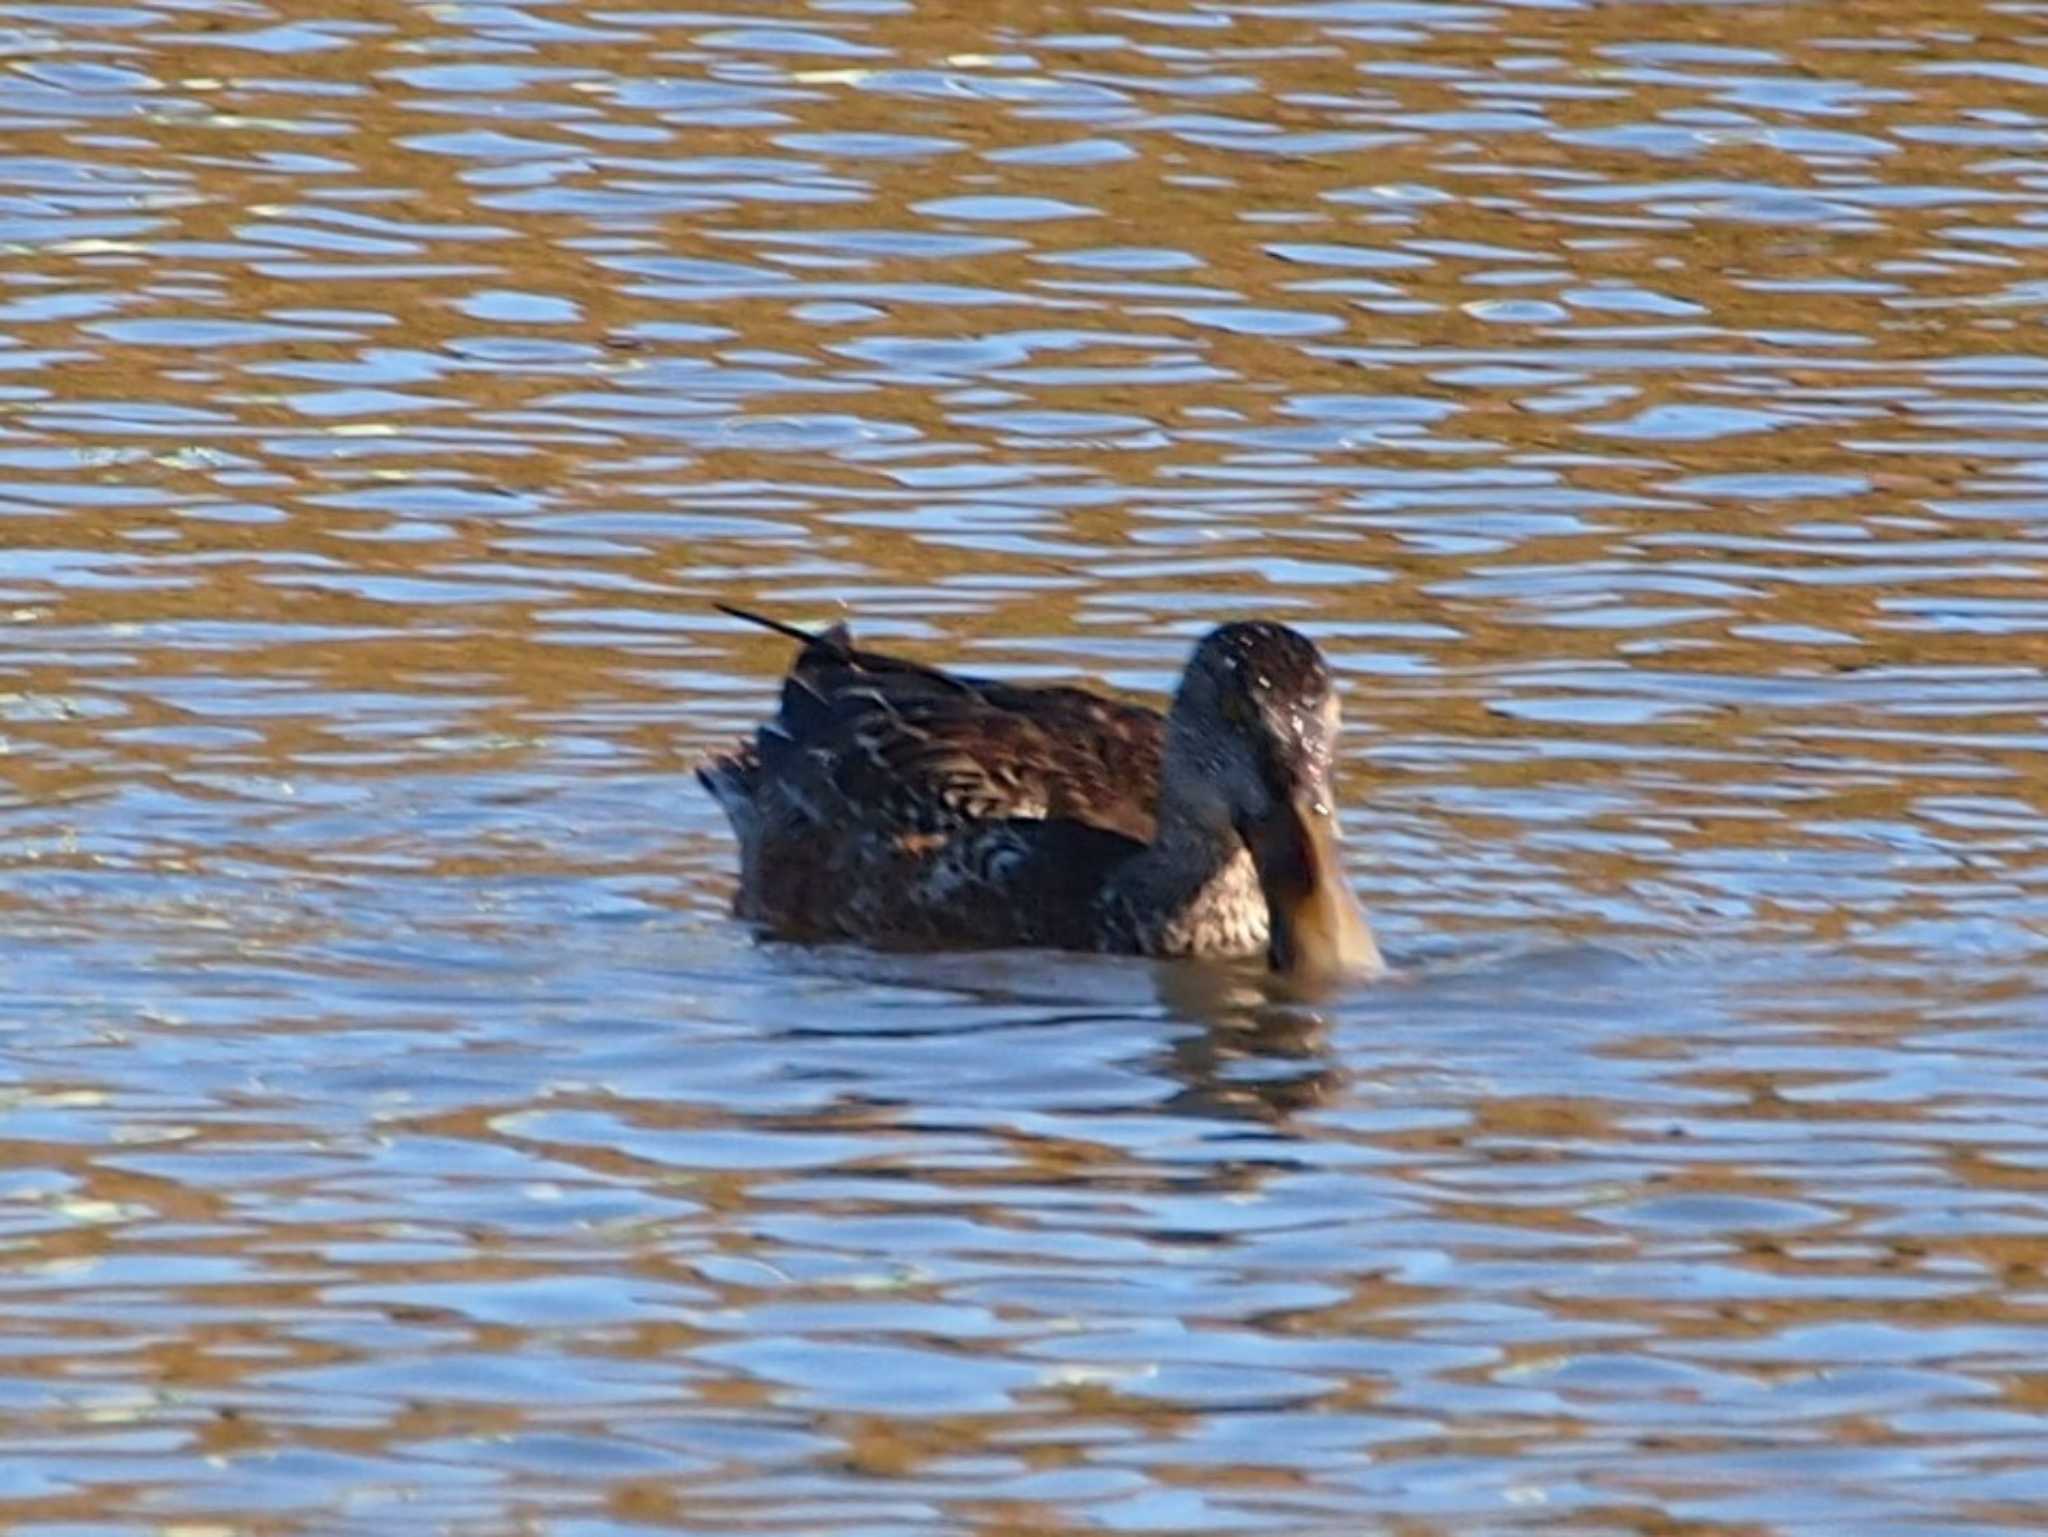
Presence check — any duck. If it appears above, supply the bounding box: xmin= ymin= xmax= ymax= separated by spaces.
xmin=698 ymin=605 xmax=1382 ymax=981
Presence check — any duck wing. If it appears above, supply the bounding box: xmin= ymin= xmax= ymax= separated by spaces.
xmin=721 ymin=604 xmax=1164 ymax=844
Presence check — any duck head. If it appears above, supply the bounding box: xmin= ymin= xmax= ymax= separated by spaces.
xmin=1166 ymin=622 xmax=1382 ymax=982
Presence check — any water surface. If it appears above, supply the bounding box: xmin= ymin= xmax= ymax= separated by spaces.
xmin=3 ymin=0 xmax=2048 ymax=1531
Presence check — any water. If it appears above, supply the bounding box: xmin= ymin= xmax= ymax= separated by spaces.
xmin=3 ymin=0 xmax=2047 ymax=1530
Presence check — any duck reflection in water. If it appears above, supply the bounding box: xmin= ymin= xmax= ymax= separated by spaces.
xmin=758 ymin=946 xmax=1350 ymax=1128
xmin=701 ymin=606 xmax=1382 ymax=984
xmin=1151 ymin=958 xmax=1349 ymax=1122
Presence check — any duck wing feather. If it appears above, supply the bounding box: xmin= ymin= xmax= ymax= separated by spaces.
xmin=721 ymin=604 xmax=1164 ymax=844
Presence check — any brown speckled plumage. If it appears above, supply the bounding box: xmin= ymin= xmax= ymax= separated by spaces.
xmin=700 ymin=606 xmax=1381 ymax=975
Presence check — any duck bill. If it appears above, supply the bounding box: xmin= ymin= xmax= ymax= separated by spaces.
xmin=1245 ymin=794 xmax=1382 ymax=981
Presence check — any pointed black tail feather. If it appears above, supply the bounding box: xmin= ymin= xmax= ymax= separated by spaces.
xmin=715 ymin=601 xmax=852 ymax=653
xmin=716 ymin=601 xmax=982 ymax=701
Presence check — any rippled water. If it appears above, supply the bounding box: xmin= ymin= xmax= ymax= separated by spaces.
xmin=4 ymin=0 xmax=2048 ymax=1530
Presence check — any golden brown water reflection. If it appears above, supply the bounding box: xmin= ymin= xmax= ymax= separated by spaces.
xmin=3 ymin=0 xmax=2048 ymax=1531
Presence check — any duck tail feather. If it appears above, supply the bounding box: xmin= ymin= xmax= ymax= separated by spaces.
xmin=715 ymin=602 xmax=853 ymax=654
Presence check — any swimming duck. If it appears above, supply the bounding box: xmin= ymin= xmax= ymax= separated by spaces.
xmin=699 ymin=606 xmax=1382 ymax=980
